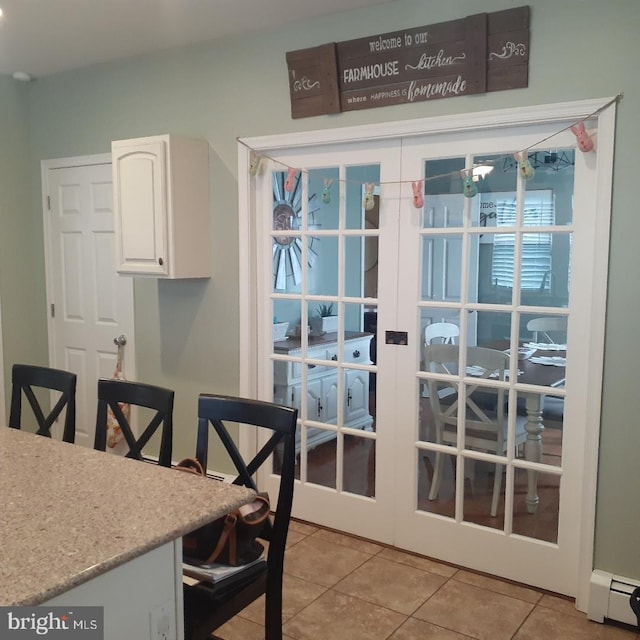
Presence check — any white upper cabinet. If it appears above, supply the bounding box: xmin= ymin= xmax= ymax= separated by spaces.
xmin=112 ymin=134 xmax=211 ymax=278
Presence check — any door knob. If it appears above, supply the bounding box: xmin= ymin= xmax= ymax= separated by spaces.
xmin=114 ymin=335 xmax=127 ymax=346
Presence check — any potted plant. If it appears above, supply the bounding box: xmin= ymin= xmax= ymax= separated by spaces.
xmin=311 ymin=303 xmax=338 ymax=334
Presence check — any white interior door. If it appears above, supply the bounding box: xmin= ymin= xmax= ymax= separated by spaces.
xmin=245 ymin=99 xmax=613 ymax=603
xmin=43 ymin=157 xmax=136 ymax=448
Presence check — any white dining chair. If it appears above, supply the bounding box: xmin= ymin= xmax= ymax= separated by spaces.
xmin=423 ymin=344 xmax=528 ymax=517
xmin=526 ymin=316 xmax=567 ymax=343
xmin=424 ymin=322 xmax=460 ymax=346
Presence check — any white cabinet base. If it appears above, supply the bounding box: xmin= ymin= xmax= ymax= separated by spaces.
xmin=46 ymin=541 xmax=183 ymax=640
xmin=273 ymin=331 xmax=374 ymax=454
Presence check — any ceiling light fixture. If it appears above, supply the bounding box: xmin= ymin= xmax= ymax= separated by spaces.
xmin=472 ymin=164 xmax=494 ymax=182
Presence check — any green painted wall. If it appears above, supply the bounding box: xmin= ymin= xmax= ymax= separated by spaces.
xmin=0 ymin=78 xmax=46 ymax=412
xmin=2 ymin=0 xmax=639 ymax=578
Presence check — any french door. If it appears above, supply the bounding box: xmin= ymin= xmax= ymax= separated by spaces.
xmin=242 ymin=100 xmax=614 ymax=602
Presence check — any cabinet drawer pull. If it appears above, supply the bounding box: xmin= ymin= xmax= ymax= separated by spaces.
xmin=158 ymin=257 xmax=164 ymax=266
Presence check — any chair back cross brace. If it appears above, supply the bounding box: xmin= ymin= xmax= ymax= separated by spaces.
xmin=94 ymin=379 xmax=174 ymax=467
xmin=9 ymin=364 xmax=77 ymax=442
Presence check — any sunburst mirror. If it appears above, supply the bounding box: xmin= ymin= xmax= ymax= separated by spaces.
xmin=272 ymin=170 xmax=321 ymax=291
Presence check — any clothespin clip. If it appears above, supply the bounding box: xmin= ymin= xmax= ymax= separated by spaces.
xmin=249 ymin=151 xmax=263 ymax=177
xmin=412 ymin=181 xmax=424 ymax=209
xmin=321 ymin=178 xmax=333 ymax=204
xmin=363 ymin=183 xmax=375 ymax=211
xmin=514 ymin=152 xmax=535 ymax=179
xmin=571 ymin=121 xmax=595 ymax=152
xmin=460 ymin=169 xmax=477 ymax=198
xmin=284 ymin=168 xmax=298 ymax=192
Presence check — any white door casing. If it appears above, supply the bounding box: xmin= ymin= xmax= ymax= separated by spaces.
xmin=42 ymin=155 xmax=136 ymax=449
xmin=239 ymin=98 xmax=616 ymax=607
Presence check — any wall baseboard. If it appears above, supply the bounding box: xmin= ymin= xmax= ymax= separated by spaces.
xmin=589 ymin=570 xmax=640 ymax=626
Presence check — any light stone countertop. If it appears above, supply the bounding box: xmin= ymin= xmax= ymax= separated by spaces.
xmin=0 ymin=427 xmax=255 ymax=606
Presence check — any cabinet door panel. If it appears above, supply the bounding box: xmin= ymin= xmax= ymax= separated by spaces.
xmin=344 ymin=369 xmax=369 ymax=423
xmin=113 ymin=141 xmax=168 ymax=276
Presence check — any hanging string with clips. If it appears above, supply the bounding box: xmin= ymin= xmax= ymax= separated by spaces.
xmin=241 ymin=93 xmax=622 ymax=207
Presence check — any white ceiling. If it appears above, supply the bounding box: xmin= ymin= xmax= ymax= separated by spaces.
xmin=0 ymin=0 xmax=396 ymax=78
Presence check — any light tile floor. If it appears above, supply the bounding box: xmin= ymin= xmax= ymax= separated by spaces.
xmin=215 ymin=520 xmax=640 ymax=640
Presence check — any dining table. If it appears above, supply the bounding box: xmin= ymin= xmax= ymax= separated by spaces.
xmin=0 ymin=426 xmax=255 ymax=639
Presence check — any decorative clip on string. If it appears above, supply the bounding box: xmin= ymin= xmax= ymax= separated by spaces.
xmin=284 ymin=168 xmax=298 ymax=192
xmin=412 ymin=181 xmax=424 ymax=209
xmin=460 ymin=169 xmax=477 ymax=198
xmin=249 ymin=151 xmax=263 ymax=177
xmin=514 ymin=151 xmax=535 ymax=180
xmin=363 ymin=183 xmax=376 ymax=211
xmin=322 ymin=178 xmax=333 ymax=204
xmin=571 ymin=121 xmax=595 ymax=152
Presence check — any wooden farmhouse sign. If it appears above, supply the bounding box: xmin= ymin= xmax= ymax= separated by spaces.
xmin=286 ymin=6 xmax=529 ymax=119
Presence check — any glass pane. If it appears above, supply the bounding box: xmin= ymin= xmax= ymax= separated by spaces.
xmin=512 ymin=468 xmax=560 ymax=543
xmin=521 ymin=313 xmax=568 ymax=347
xmin=272 ymin=298 xmax=300 ymax=342
xmin=417 ymin=449 xmax=455 ymax=519
xmin=476 ymin=310 xmax=512 ymax=346
xmin=272 ymin=170 xmax=303 ymax=293
xmin=308 ymin=235 xmax=338 ymax=296
xmin=419 ymin=308 xmax=461 ymax=376
xmin=421 ymin=234 xmax=463 ymax=302
xmin=423 ymin=158 xmax=466 ymax=229
xmin=308 ymin=300 xmax=337 ymax=337
xmin=515 ymin=391 xmax=564 ymax=469
xmin=309 ymin=167 xmax=338 ymax=231
xmin=343 ymin=434 xmax=375 ymax=498
xmin=345 ymin=236 xmax=365 ymax=298
xmin=343 ymin=366 xmax=373 ymax=433
xmin=459 ymin=381 xmax=509 ymax=455
xmin=364 ymin=307 xmax=377 ymax=433
xmin=478 ymin=230 xmax=510 ymax=306
xmin=523 ymin=148 xmax=575 ymax=226
xmin=520 ymin=231 xmax=572 ymax=309
xmin=517 ymin=353 xmax=566 ymax=392
xmin=419 ymin=366 xmax=458 ymax=448
xmin=462 ymin=457 xmax=505 ymax=531
xmin=304 ymin=432 xmax=337 ymax=490
xmin=474 ymin=153 xmax=517 ymax=220
xmin=425 ymin=158 xmax=468 ymax=194
xmin=346 ymin=165 xmax=380 ymax=230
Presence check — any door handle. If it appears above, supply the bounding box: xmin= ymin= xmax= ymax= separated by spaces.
xmin=114 ymin=335 xmax=127 ymax=346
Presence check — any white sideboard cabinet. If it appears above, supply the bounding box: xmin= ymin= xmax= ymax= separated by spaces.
xmin=112 ymin=134 xmax=210 ymax=278
xmin=273 ymin=331 xmax=373 ymax=452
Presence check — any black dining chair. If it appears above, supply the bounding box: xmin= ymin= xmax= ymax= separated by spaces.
xmin=9 ymin=364 xmax=77 ymax=443
xmin=182 ymin=394 xmax=298 ymax=640
xmin=94 ymin=378 xmax=174 ymax=467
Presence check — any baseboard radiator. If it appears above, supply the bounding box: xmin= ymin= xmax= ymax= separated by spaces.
xmin=589 ymin=570 xmax=640 ymax=627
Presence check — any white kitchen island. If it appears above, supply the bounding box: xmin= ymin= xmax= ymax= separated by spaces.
xmin=0 ymin=427 xmax=254 ymax=639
